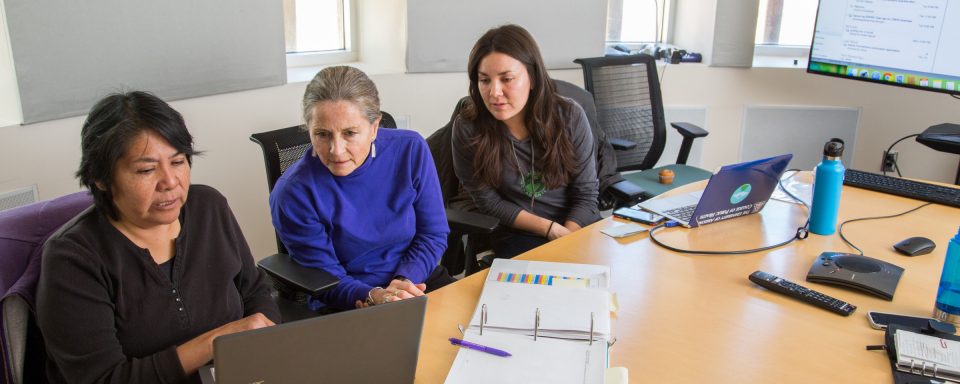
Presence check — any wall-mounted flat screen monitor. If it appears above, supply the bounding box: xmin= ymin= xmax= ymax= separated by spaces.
xmin=807 ymin=0 xmax=960 ymax=96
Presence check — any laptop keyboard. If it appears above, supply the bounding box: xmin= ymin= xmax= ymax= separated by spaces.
xmin=663 ymin=204 xmax=697 ymax=223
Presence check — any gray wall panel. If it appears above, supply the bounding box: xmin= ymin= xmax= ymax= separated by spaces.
xmin=740 ymin=106 xmax=860 ymax=170
xmin=406 ymin=0 xmax=607 ymax=73
xmin=5 ymin=0 xmax=286 ymax=123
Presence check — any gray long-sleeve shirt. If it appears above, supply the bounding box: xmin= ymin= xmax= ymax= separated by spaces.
xmin=451 ymin=97 xmax=600 ymax=232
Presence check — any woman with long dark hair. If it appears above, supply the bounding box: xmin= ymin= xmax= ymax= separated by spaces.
xmin=452 ymin=24 xmax=600 ymax=259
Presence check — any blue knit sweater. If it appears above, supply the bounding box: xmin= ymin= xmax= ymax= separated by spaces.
xmin=270 ymin=129 xmax=449 ymax=309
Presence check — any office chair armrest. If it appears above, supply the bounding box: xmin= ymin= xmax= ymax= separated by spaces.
xmin=607 ymin=180 xmax=646 ymax=203
xmin=608 ymin=137 xmax=638 ymax=151
xmin=670 ymin=122 xmax=709 ymax=165
xmin=670 ymin=122 xmax=709 ymax=139
xmin=257 ymin=253 xmax=340 ymax=296
xmin=446 ymin=208 xmax=499 ymax=233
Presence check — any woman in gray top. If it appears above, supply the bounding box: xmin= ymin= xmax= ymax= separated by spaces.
xmin=452 ymin=24 xmax=600 ymax=259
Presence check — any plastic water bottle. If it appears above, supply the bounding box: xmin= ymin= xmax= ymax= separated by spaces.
xmin=935 ymin=227 xmax=960 ymax=326
xmin=809 ymin=139 xmax=845 ymax=235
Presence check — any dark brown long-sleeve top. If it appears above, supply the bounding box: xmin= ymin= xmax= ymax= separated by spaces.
xmin=37 ymin=185 xmax=279 ymax=384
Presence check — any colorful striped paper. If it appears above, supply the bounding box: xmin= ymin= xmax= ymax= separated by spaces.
xmin=495 ymin=272 xmax=589 ymax=288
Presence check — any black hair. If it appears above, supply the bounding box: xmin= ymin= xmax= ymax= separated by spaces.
xmin=76 ymin=91 xmax=199 ymax=220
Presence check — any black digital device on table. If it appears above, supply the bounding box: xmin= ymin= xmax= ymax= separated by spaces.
xmin=612 ymin=207 xmax=664 ymax=225
xmin=806 ymin=252 xmax=904 ymax=301
xmin=867 ymin=311 xmax=942 ymax=330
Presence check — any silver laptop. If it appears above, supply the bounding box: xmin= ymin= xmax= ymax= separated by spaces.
xmin=200 ymin=295 xmax=427 ymax=384
xmin=636 ymin=154 xmax=792 ymax=228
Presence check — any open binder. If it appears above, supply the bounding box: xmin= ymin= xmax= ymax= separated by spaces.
xmin=884 ymin=324 xmax=960 ymax=383
xmin=444 ymin=259 xmax=615 ymax=384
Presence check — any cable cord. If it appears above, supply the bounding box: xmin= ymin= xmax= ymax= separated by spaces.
xmin=657 ymin=0 xmax=666 ymax=48
xmin=951 ymin=94 xmax=960 ymax=100
xmin=647 ymin=170 xmax=810 ymax=255
xmin=659 ymin=61 xmax=667 ymax=85
xmin=837 ymin=202 xmax=932 ymax=255
xmin=883 ymin=133 xmax=920 ymax=177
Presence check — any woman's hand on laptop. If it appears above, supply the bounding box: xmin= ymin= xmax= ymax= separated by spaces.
xmin=176 ymin=313 xmax=276 ymax=374
xmin=388 ymin=278 xmax=427 ymax=298
xmin=356 ymin=279 xmax=428 ymax=308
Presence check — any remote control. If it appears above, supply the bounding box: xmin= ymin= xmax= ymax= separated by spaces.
xmin=749 ymin=270 xmax=857 ymax=316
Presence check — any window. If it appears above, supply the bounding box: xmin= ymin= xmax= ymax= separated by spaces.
xmin=606 ymin=0 xmax=671 ymax=45
xmin=755 ymin=0 xmax=817 ymax=53
xmin=283 ymin=0 xmax=356 ymax=67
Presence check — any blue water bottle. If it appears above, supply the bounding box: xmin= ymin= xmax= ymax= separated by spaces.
xmin=809 ymin=139 xmax=845 ymax=235
xmin=935 ymin=227 xmax=960 ymax=325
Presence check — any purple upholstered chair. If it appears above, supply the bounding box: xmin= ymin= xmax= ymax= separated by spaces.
xmin=1 ymin=192 xmax=92 ymax=384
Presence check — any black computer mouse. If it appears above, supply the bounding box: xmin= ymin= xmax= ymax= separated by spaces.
xmin=893 ymin=237 xmax=936 ymax=256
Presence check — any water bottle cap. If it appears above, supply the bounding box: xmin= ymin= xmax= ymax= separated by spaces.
xmin=823 ymin=138 xmax=844 ymax=157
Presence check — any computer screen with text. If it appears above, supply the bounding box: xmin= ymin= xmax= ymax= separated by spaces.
xmin=807 ymin=0 xmax=960 ymax=96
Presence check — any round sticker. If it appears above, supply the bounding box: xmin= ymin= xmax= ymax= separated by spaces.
xmin=730 ymin=183 xmax=752 ymax=204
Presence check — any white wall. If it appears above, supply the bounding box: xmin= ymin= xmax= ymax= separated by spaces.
xmin=657 ymin=65 xmax=959 ymax=181
xmin=1 ymin=1 xmax=957 ymax=260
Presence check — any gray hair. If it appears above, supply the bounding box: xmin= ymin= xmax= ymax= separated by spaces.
xmin=302 ymin=66 xmax=380 ymax=126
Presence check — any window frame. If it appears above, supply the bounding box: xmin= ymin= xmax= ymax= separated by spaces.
xmin=604 ymin=0 xmax=676 ymax=48
xmin=753 ymin=0 xmax=817 ymax=57
xmin=284 ymin=0 xmax=358 ymax=68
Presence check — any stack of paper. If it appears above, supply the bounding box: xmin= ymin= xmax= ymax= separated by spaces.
xmin=445 ymin=259 xmax=614 ymax=384
xmin=895 ymin=329 xmax=960 ymax=379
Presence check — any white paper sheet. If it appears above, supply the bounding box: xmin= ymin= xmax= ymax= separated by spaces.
xmin=445 ymin=260 xmax=613 ymax=384
xmin=444 ymin=328 xmax=607 ymax=384
xmin=487 ymin=259 xmax=611 ymax=289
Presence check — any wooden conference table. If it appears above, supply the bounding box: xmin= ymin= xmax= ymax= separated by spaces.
xmin=414 ymin=174 xmax=960 ymax=383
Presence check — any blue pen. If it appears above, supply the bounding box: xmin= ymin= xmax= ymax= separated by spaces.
xmin=448 ymin=337 xmax=512 ymax=357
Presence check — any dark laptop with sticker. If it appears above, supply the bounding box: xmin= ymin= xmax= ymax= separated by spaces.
xmin=199 ymin=295 xmax=427 ymax=383
xmin=636 ymin=154 xmax=792 ymax=228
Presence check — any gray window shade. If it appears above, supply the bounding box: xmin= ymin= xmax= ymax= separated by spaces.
xmin=5 ymin=0 xmax=286 ymax=124
xmin=406 ymin=0 xmax=607 ymax=73
xmin=710 ymin=0 xmax=759 ymax=67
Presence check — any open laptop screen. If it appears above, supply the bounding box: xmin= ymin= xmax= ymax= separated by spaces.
xmin=691 ymin=154 xmax=792 ymax=226
xmin=202 ymin=295 xmax=427 ymax=383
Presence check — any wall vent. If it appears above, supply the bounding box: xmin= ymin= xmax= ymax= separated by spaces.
xmin=740 ymin=106 xmax=860 ymax=170
xmin=0 ymin=185 xmax=39 ymax=213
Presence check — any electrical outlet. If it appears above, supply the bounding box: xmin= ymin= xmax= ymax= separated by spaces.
xmin=882 ymin=151 xmax=899 ymax=172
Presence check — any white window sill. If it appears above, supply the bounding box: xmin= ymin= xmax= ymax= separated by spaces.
xmin=0 ymin=119 xmax=20 ymax=129
xmin=752 ymin=45 xmax=809 ymax=69
xmin=753 ymin=55 xmax=808 ymax=69
xmin=287 ymin=60 xmax=407 ymax=84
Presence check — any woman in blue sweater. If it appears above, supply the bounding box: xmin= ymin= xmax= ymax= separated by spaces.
xmin=270 ymin=66 xmax=453 ymax=311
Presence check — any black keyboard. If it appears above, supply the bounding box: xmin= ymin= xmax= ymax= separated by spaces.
xmin=843 ymin=169 xmax=960 ymax=208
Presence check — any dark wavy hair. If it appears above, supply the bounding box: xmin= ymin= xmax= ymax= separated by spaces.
xmin=462 ymin=24 xmax=576 ymax=189
xmin=76 ymin=91 xmax=199 ymax=220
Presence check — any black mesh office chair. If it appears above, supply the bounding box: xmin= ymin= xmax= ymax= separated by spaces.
xmin=249 ymin=111 xmax=398 ymax=321
xmin=552 ymin=79 xmax=647 ymax=209
xmin=574 ymin=54 xmax=712 ymax=199
xmin=430 ymin=80 xmax=644 ymax=275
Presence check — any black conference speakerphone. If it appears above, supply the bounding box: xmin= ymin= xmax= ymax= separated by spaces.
xmin=806 ymin=252 xmax=904 ymax=301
